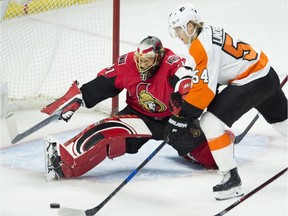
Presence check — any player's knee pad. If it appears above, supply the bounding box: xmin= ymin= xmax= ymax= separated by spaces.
xmin=59 ymin=115 xmax=152 ymax=177
xmin=200 ymin=112 xmax=226 ymax=139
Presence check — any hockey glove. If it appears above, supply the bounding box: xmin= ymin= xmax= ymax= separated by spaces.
xmin=165 ymin=117 xmax=207 ymax=156
xmin=41 ymin=81 xmax=83 ymax=122
xmin=168 ymin=92 xmax=183 ymax=116
xmin=164 ymin=115 xmax=190 ymax=145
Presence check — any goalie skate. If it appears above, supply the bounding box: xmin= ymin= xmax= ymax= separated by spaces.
xmin=213 ymin=168 xmax=244 ymax=200
xmin=44 ymin=135 xmax=64 ymax=181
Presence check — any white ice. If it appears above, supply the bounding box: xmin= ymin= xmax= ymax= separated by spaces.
xmin=0 ymin=0 xmax=287 ymax=216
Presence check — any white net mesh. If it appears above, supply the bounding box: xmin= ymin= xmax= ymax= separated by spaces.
xmin=1 ymin=0 xmax=113 ymax=114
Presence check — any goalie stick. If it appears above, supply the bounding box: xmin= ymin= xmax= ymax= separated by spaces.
xmin=214 ymin=167 xmax=288 ymax=216
xmin=56 ymin=139 xmax=168 ymax=216
xmin=5 ymin=112 xmax=61 ymax=144
xmin=234 ymin=75 xmax=288 ymax=144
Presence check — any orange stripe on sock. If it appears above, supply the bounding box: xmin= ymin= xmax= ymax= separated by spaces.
xmin=208 ymin=132 xmax=233 ymax=151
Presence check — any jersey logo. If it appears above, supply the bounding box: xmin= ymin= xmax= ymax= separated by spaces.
xmin=166 ymin=55 xmax=180 ymax=65
xmin=136 ymin=83 xmax=166 ymax=113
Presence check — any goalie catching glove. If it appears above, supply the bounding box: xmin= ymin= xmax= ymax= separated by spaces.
xmin=41 ymin=81 xmax=83 ymax=122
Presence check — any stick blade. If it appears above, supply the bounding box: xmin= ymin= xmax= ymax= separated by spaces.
xmin=58 ymin=207 xmax=87 ymax=216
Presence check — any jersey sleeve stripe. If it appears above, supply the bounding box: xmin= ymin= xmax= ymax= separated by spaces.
xmin=184 ymin=84 xmax=214 ymax=110
xmin=185 ymin=39 xmax=215 ymax=110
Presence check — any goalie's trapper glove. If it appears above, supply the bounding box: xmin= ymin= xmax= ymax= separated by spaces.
xmin=168 ymin=92 xmax=183 ymax=116
xmin=164 ymin=115 xmax=190 ymax=145
xmin=41 ymin=81 xmax=83 ymax=122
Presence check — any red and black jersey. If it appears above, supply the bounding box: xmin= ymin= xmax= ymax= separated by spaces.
xmin=80 ymin=48 xmax=192 ymax=118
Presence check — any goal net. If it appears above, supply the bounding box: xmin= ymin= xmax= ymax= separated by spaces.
xmin=1 ymin=0 xmax=118 ymax=115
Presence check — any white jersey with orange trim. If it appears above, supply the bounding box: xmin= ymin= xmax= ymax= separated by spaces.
xmin=185 ymin=25 xmax=271 ymax=111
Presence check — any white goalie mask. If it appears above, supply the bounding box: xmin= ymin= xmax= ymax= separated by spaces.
xmin=134 ymin=36 xmax=165 ymax=81
xmin=168 ymin=3 xmax=202 ymax=38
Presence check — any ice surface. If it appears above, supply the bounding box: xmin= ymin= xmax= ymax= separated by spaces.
xmin=1 ymin=0 xmax=287 ymax=215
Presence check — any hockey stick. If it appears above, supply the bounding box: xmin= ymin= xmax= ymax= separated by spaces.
xmin=234 ymin=114 xmax=259 ymax=144
xmin=5 ymin=112 xmax=61 ymax=144
xmin=234 ymin=75 xmax=288 ymax=144
xmin=214 ymin=167 xmax=288 ymax=216
xmin=57 ymin=139 xmax=168 ymax=216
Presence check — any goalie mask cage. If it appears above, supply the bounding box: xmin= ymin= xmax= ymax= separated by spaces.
xmin=1 ymin=0 xmax=119 ymax=115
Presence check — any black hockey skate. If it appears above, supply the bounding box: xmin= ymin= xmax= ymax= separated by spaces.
xmin=44 ymin=135 xmax=64 ymax=181
xmin=213 ymin=167 xmax=244 ymax=200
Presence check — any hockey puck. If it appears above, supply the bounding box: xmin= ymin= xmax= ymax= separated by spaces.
xmin=50 ymin=203 xmax=60 ymax=208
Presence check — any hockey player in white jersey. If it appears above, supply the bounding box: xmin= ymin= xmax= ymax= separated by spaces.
xmin=166 ymin=3 xmax=287 ymax=200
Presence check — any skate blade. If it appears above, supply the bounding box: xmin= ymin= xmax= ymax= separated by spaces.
xmin=214 ymin=186 xmax=244 ymax=201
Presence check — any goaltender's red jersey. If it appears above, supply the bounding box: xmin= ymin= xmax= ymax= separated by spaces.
xmin=98 ymin=48 xmax=186 ymax=118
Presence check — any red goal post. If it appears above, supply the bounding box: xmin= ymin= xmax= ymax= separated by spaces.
xmin=1 ymin=0 xmax=119 ymax=116
xmin=112 ymin=0 xmax=120 ymax=116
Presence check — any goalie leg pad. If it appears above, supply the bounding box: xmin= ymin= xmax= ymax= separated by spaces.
xmin=60 ymin=144 xmax=107 ymax=178
xmin=59 ymin=115 xmax=152 ymax=178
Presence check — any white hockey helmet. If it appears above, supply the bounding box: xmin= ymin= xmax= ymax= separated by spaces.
xmin=168 ymin=3 xmax=201 ymax=38
xmin=134 ymin=36 xmax=165 ymax=81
